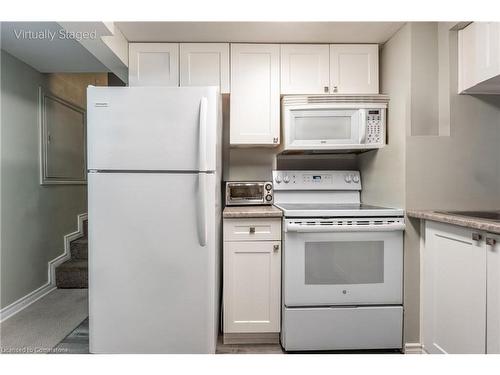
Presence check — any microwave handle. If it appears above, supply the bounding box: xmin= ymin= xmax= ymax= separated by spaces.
xmin=359 ymin=109 xmax=367 ymax=144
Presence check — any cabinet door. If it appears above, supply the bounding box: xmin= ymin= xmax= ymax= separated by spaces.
xmin=224 ymin=241 xmax=281 ymax=333
xmin=230 ymin=44 xmax=280 ymax=145
xmin=458 ymin=23 xmax=478 ymax=93
xmin=487 ymin=233 xmax=500 ymax=354
xmin=129 ymin=43 xmax=179 ymax=87
xmin=423 ymin=221 xmax=486 ymax=354
xmin=280 ymin=44 xmax=330 ymax=94
xmin=475 ymin=23 xmax=500 ymax=83
xmin=180 ymin=43 xmax=230 ymax=93
xmin=330 ymin=44 xmax=379 ymax=94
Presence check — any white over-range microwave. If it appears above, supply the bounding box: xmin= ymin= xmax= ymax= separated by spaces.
xmin=282 ymin=95 xmax=389 ymax=152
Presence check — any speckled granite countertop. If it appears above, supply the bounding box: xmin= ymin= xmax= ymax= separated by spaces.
xmin=223 ymin=205 xmax=283 ymax=218
xmin=407 ymin=209 xmax=500 ymax=234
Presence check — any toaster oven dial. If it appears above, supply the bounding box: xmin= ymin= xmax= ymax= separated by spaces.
xmin=265 ymin=194 xmax=273 ymax=202
xmin=265 ymin=183 xmax=272 ymax=191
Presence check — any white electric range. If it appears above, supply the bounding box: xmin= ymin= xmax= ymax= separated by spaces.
xmin=273 ymin=170 xmax=405 ymax=352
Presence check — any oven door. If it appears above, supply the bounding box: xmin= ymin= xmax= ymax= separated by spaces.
xmin=284 ymin=107 xmax=364 ymax=150
xmin=283 ymin=219 xmax=404 ymax=306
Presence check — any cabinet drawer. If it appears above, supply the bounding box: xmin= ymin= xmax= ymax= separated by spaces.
xmin=224 ymin=218 xmax=281 ymax=241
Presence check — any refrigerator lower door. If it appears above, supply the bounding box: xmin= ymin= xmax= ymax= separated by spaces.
xmin=88 ymin=172 xmax=220 ymax=353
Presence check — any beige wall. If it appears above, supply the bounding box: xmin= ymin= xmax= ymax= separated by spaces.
xmin=45 ymin=73 xmax=108 ymax=109
xmin=406 ymin=26 xmax=500 ymax=210
xmin=359 ymin=22 xmax=500 ymax=345
xmin=0 ymin=51 xmax=99 ymax=309
xmin=359 ymin=24 xmax=409 ymax=209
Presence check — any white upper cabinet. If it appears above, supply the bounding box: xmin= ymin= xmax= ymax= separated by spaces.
xmin=330 ymin=44 xmax=379 ymax=94
xmin=459 ymin=22 xmax=500 ymax=94
xmin=230 ymin=44 xmax=280 ymax=146
xmin=129 ymin=43 xmax=179 ymax=87
xmin=280 ymin=44 xmax=330 ymax=94
xmin=179 ymin=43 xmax=230 ymax=93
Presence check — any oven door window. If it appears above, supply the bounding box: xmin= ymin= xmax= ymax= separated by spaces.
xmin=288 ymin=109 xmax=361 ymax=146
xmin=305 ymin=241 xmax=384 ymax=285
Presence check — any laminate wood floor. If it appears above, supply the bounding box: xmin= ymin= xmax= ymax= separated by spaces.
xmin=51 ymin=320 xmax=399 ymax=354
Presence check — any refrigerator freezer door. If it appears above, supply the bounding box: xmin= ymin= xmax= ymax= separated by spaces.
xmin=88 ymin=172 xmax=220 ymax=353
xmin=87 ymin=86 xmax=219 ymax=172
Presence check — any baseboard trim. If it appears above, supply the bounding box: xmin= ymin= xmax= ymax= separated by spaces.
xmin=405 ymin=342 xmax=424 ymax=354
xmin=0 ymin=213 xmax=87 ymax=323
xmin=0 ymin=283 xmax=56 ymax=323
xmin=223 ymin=332 xmax=279 ymax=345
xmin=48 ymin=213 xmax=88 ymax=286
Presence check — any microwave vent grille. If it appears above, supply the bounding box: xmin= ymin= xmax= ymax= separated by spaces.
xmin=282 ymin=94 xmax=389 ymax=106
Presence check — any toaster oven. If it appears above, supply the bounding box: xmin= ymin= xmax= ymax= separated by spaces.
xmin=225 ymin=182 xmax=274 ymax=206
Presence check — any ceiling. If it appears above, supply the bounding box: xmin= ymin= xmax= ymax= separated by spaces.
xmin=1 ymin=22 xmax=110 ymax=73
xmin=116 ymin=22 xmax=405 ymax=44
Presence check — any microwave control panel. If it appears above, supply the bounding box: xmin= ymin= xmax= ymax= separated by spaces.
xmin=366 ymin=109 xmax=384 ymax=145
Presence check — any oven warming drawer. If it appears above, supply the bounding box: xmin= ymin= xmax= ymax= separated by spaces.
xmin=281 ymin=306 xmax=403 ymax=351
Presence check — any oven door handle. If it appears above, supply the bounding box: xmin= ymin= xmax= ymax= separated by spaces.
xmin=285 ymin=222 xmax=406 ymax=233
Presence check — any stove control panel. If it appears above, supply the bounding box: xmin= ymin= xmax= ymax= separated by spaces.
xmin=273 ymin=170 xmax=361 ymax=190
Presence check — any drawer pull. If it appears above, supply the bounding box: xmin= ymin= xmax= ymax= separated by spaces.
xmin=249 ymin=227 xmax=256 ymax=234
xmin=486 ymin=237 xmax=497 ymax=246
xmin=472 ymin=233 xmax=482 ymax=241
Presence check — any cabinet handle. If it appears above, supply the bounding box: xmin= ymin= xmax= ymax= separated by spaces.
xmin=273 ymin=137 xmax=278 ymax=144
xmin=333 ymin=86 xmax=338 ymax=93
xmin=472 ymin=233 xmax=482 ymax=241
xmin=249 ymin=227 xmax=256 ymax=234
xmin=323 ymin=86 xmax=329 ymax=93
xmin=486 ymin=237 xmax=497 ymax=246
xmin=273 ymin=244 xmax=279 ymax=252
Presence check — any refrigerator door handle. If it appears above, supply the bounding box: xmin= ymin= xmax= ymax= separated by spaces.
xmin=197 ymin=173 xmax=208 ymax=247
xmin=198 ymin=97 xmax=208 ymax=172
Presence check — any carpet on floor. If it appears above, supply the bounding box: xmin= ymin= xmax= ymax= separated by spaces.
xmin=0 ymin=289 xmax=88 ymax=354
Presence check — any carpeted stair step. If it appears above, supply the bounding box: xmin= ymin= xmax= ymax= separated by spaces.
xmin=70 ymin=237 xmax=88 ymax=260
xmin=56 ymin=259 xmax=88 ymax=289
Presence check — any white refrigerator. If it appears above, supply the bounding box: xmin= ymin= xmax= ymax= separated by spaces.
xmin=87 ymin=86 xmax=221 ymax=353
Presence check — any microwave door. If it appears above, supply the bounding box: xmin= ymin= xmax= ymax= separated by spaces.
xmin=287 ymin=109 xmax=361 ymax=149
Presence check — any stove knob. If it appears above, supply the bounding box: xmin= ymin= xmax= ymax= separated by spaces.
xmin=352 ymin=175 xmax=360 ymax=183
xmin=283 ymin=175 xmax=290 ymax=183
xmin=344 ymin=174 xmax=352 ymax=183
xmin=275 ymin=175 xmax=282 ymax=184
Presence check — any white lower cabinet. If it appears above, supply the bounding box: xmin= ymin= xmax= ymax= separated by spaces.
xmin=223 ymin=218 xmax=281 ymax=339
xmin=423 ymin=221 xmax=500 ymax=354
xmin=487 ymin=232 xmax=500 ymax=353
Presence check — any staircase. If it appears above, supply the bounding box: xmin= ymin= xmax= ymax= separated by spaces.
xmin=56 ymin=220 xmax=88 ymax=289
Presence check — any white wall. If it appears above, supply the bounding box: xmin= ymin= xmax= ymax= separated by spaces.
xmin=0 ymin=50 xmax=87 ymax=309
